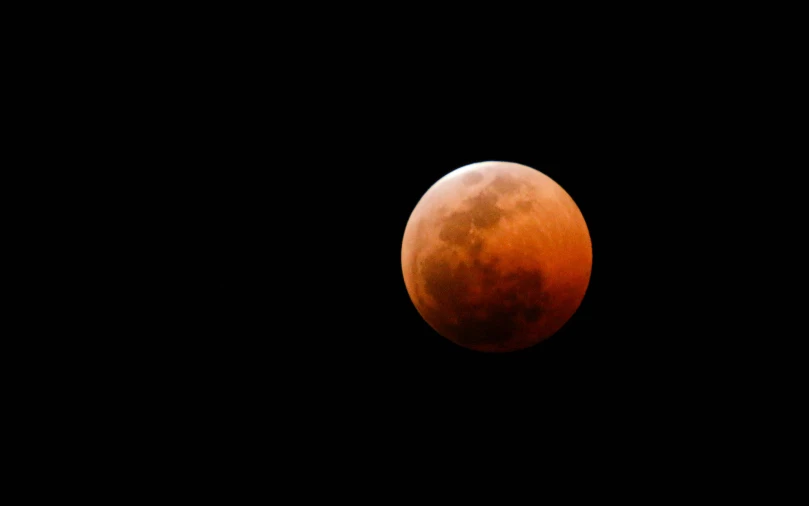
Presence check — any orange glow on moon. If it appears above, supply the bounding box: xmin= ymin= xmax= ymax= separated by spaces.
xmin=401 ymin=161 xmax=592 ymax=352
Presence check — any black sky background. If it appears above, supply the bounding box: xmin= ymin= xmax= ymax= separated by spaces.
xmin=12 ymin=7 xmax=803 ymax=495
xmin=161 ymin=75 xmax=735 ymax=430
xmin=65 ymin=12 xmax=801 ymax=475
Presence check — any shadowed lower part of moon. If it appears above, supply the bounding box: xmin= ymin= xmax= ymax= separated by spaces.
xmin=420 ymin=250 xmax=546 ymax=350
xmin=402 ymin=161 xmax=592 ymax=353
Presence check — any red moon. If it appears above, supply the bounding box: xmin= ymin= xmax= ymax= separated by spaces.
xmin=401 ymin=161 xmax=592 ymax=352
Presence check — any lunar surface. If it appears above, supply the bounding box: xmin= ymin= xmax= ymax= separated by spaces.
xmin=401 ymin=161 xmax=592 ymax=352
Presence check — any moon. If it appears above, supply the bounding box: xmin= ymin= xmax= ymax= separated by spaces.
xmin=401 ymin=161 xmax=592 ymax=352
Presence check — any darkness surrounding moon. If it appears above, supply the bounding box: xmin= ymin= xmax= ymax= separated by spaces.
xmin=401 ymin=161 xmax=592 ymax=352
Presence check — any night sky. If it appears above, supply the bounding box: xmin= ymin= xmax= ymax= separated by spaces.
xmin=143 ymin=47 xmax=785 ymax=456
xmin=178 ymin=103 xmax=662 ymax=420
xmin=39 ymin=8 xmax=796 ymax=490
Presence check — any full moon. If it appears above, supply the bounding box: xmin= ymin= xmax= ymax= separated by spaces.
xmin=401 ymin=161 xmax=592 ymax=352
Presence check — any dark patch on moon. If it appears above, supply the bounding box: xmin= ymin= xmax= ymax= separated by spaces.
xmin=462 ymin=171 xmax=484 ymax=186
xmin=438 ymin=191 xmax=502 ymax=246
xmin=419 ymin=248 xmax=546 ymax=349
xmin=490 ymin=173 xmax=523 ymax=195
xmin=438 ymin=211 xmax=473 ymax=245
xmin=516 ymin=200 xmax=533 ymax=212
xmin=468 ymin=236 xmax=484 ymax=257
xmin=468 ymin=191 xmax=501 ymax=228
xmin=523 ymin=306 xmax=541 ymax=322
